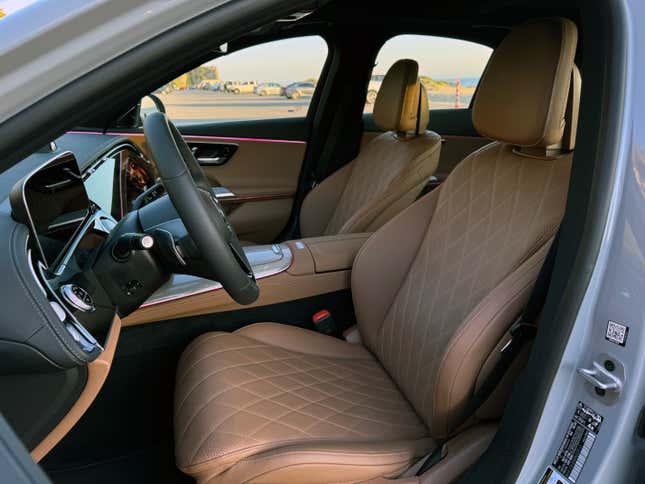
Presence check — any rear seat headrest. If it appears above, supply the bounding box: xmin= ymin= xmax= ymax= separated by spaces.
xmin=373 ymin=59 xmax=429 ymax=135
xmin=472 ymin=17 xmax=578 ymax=148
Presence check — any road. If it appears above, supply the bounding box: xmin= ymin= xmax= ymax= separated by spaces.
xmin=141 ymin=89 xmax=473 ymax=124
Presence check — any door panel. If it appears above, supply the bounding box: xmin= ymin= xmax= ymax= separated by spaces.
xmin=117 ymin=117 xmax=308 ymax=244
xmin=178 ymin=117 xmax=309 ymax=244
xmin=181 ymin=134 xmax=306 ymax=243
xmin=176 ymin=117 xmax=310 ymax=244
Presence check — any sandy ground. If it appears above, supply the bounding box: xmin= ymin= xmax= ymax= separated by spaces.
xmin=142 ymin=89 xmax=473 ymax=124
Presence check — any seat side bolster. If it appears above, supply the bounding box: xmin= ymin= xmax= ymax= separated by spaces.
xmin=300 ymin=162 xmax=354 ymax=238
xmin=431 ymin=240 xmax=554 ymax=437
xmin=353 ymin=188 xmax=441 ymax=352
xmin=206 ymin=438 xmax=435 ymax=484
xmin=235 ymin=323 xmax=374 ymax=360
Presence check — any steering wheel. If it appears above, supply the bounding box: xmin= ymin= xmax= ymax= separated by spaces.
xmin=143 ymin=112 xmax=259 ymax=305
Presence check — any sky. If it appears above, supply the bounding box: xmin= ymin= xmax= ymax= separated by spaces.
xmin=0 ymin=0 xmax=39 ymax=15
xmin=376 ymin=35 xmax=492 ymax=79
xmin=206 ymin=35 xmax=492 ymax=84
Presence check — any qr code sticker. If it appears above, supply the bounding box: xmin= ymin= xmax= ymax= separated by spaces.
xmin=605 ymin=320 xmax=628 ymax=346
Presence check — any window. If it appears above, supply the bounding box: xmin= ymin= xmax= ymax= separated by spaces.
xmin=151 ymin=36 xmax=328 ymax=124
xmin=84 ymin=156 xmax=118 ymax=215
xmin=84 ymin=147 xmax=158 ymax=220
xmin=365 ymin=35 xmax=492 ymax=112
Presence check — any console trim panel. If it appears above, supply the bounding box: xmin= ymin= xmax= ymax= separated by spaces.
xmin=140 ymin=244 xmax=292 ymax=307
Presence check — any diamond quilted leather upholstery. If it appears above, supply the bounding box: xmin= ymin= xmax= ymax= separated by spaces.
xmin=175 ymin=324 xmax=433 ymax=482
xmin=322 ymin=131 xmax=441 ymax=236
xmin=355 ymin=142 xmax=573 ymax=437
xmin=299 ymin=59 xmax=441 ymax=239
xmin=175 ymin=18 xmax=579 ymax=483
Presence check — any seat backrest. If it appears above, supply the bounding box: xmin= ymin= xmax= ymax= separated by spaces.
xmin=352 ymin=17 xmax=579 ymax=438
xmin=299 ymin=59 xmax=442 ymax=238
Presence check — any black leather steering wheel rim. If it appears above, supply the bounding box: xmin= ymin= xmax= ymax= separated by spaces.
xmin=143 ymin=112 xmax=259 ymax=305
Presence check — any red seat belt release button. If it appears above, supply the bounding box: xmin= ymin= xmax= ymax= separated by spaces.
xmin=313 ymin=310 xmax=330 ymax=323
xmin=312 ymin=310 xmax=337 ymax=336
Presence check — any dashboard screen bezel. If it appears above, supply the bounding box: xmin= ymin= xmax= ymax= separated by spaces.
xmin=10 ymin=151 xmax=93 ymax=272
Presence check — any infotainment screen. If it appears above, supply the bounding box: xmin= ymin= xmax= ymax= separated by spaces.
xmin=11 ymin=152 xmax=91 ymax=269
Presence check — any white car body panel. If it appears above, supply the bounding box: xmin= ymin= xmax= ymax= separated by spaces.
xmin=0 ymin=0 xmax=230 ymax=124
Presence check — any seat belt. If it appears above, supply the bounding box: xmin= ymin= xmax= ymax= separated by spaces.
xmin=411 ymin=231 xmax=561 ymax=477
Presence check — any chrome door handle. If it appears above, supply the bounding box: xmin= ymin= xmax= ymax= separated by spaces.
xmin=577 ymin=361 xmax=623 ymax=392
xmin=197 ymin=156 xmax=226 ymax=165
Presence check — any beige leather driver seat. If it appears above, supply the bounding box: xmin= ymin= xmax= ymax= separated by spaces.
xmin=175 ymin=18 xmax=579 ymax=483
xmin=299 ymin=58 xmax=442 ymax=237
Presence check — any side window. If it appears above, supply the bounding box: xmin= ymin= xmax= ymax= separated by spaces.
xmin=365 ymin=35 xmax=492 ymax=112
xmin=153 ymin=36 xmax=328 ymax=124
xmin=84 ymin=156 xmax=119 ymax=216
xmin=84 ymin=148 xmax=158 ymax=220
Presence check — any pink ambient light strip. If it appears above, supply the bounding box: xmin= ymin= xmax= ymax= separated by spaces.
xmin=66 ymin=130 xmax=306 ymax=145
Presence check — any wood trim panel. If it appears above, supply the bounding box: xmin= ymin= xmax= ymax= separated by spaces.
xmin=31 ymin=316 xmax=121 ymax=462
xmin=221 ymin=191 xmax=295 ymax=205
xmin=122 ymin=270 xmax=351 ymax=326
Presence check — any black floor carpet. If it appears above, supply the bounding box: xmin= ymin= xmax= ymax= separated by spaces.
xmin=45 ymin=441 xmax=191 ymax=484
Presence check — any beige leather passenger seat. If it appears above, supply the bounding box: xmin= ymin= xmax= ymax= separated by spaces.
xmin=299 ymin=59 xmax=442 ymax=237
xmin=175 ymin=18 xmax=580 ymax=483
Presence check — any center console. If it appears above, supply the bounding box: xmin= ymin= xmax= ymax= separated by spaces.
xmin=123 ymin=232 xmax=371 ymax=325
xmin=142 ymin=243 xmax=294 ymax=307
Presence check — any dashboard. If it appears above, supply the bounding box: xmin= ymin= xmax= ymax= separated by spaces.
xmin=0 ymin=135 xmax=164 ymax=455
xmin=0 ymin=130 xmax=294 ymax=460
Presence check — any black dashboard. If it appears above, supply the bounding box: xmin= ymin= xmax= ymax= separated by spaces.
xmin=0 ymin=133 xmax=164 ymax=450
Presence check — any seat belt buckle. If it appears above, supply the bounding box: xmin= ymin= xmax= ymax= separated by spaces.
xmin=312 ymin=310 xmax=338 ymax=337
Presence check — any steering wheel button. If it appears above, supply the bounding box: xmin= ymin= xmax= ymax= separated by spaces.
xmin=60 ymin=284 xmax=95 ymax=312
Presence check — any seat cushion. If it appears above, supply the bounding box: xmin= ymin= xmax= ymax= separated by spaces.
xmin=175 ymin=323 xmax=432 ymax=483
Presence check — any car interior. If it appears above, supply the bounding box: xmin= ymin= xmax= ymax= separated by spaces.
xmin=0 ymin=0 xmax=628 ymax=483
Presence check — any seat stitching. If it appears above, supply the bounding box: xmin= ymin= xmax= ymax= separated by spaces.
xmin=176 ymin=342 xmax=269 ymax=381
xmin=178 ymin=345 xmax=417 ymax=445
xmin=185 ymin=353 xmax=424 ymax=464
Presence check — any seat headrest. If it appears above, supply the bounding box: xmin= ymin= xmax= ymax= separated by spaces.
xmin=472 ymin=18 xmax=578 ymax=148
xmin=373 ymin=59 xmax=429 ymax=134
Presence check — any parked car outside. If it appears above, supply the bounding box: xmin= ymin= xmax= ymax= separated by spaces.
xmin=255 ymin=82 xmax=283 ymax=96
xmin=284 ymin=81 xmax=316 ymax=99
xmin=225 ymin=80 xmax=257 ymax=94
xmin=197 ymin=79 xmax=222 ymax=91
